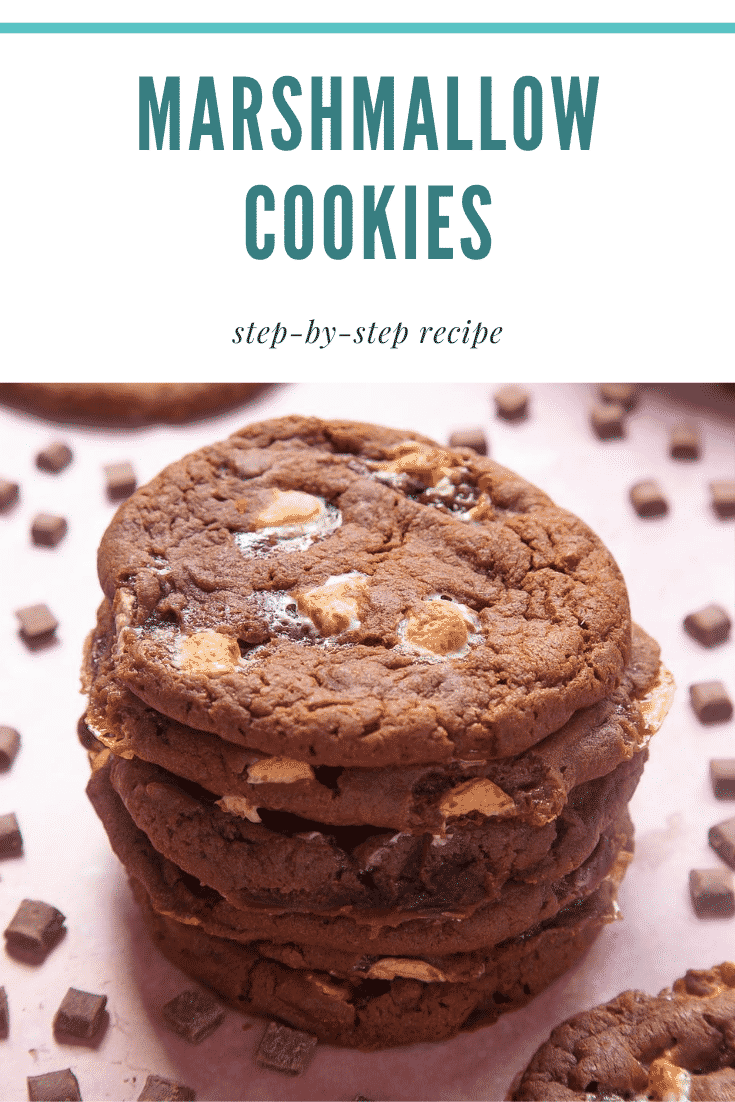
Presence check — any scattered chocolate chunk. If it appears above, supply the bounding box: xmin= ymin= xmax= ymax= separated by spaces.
xmin=0 ymin=478 xmax=19 ymax=511
xmin=690 ymin=681 xmax=733 ymax=724
xmin=104 ymin=461 xmax=137 ymax=501
xmin=629 ymin=479 xmax=668 ymax=518
xmin=448 ymin=428 xmax=488 ymax=455
xmin=0 ymin=727 xmax=20 ymax=770
xmin=598 ymin=383 xmax=639 ymax=411
xmin=493 ymin=384 xmax=528 ymax=421
xmin=683 ymin=603 xmax=731 ymax=647
xmin=36 ymin=442 xmax=73 ymax=474
xmin=710 ymin=479 xmax=735 ymax=519
xmin=31 ymin=513 xmax=68 ymax=548
xmin=15 ymin=604 xmax=58 ymax=647
xmin=689 ymin=868 xmax=735 ymax=917
xmin=711 ymin=760 xmax=735 ymax=799
xmin=161 ymin=988 xmax=225 ymax=1043
xmin=4 ymin=899 xmax=65 ymax=956
xmin=590 ymin=402 xmax=626 ymax=440
xmin=0 ymin=813 xmax=22 ymax=858
xmin=709 ymin=817 xmax=735 ymax=871
xmin=27 ymin=1068 xmax=81 ymax=1101
xmin=256 ymin=1021 xmax=318 ymax=1075
xmin=0 ymin=985 xmax=8 ymax=1038
xmin=137 ymin=1074 xmax=196 ymax=1101
xmin=670 ymin=422 xmax=701 ymax=460
xmin=53 ymin=987 xmax=108 ymax=1042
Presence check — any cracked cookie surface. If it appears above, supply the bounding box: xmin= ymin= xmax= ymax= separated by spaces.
xmin=97 ymin=416 xmax=632 ymax=767
xmin=84 ymin=606 xmax=669 ymax=833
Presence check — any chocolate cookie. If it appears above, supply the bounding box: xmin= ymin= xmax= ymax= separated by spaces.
xmin=108 ymin=746 xmax=645 ymax=913
xmin=84 ymin=606 xmax=671 ymax=834
xmin=131 ymin=857 xmax=628 ymax=1051
xmin=0 ymin=382 xmax=266 ymax=425
xmin=86 ymin=756 xmax=633 ymax=957
xmin=97 ymin=416 xmax=632 ymax=767
xmin=510 ymin=962 xmax=735 ymax=1100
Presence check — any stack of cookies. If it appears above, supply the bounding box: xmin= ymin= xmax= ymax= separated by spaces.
xmin=82 ymin=416 xmax=673 ymax=1050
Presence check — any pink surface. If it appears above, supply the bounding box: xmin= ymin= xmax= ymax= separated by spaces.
xmin=0 ymin=382 xmax=733 ymax=1101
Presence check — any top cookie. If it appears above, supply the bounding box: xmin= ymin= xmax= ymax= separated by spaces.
xmin=97 ymin=416 xmax=631 ymax=768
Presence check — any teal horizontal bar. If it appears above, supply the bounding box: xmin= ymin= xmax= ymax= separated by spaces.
xmin=0 ymin=22 xmax=733 ymax=33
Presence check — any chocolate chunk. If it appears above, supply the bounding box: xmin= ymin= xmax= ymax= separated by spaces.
xmin=4 ymin=899 xmax=65 ymax=955
xmin=689 ymin=868 xmax=735 ymax=917
xmin=0 ymin=478 xmax=19 ymax=511
xmin=448 ymin=428 xmax=488 ymax=455
xmin=104 ymin=462 xmax=137 ymax=501
xmin=31 ymin=514 xmax=68 ymax=548
xmin=629 ymin=480 xmax=668 ymax=518
xmin=161 ymin=988 xmax=224 ymax=1043
xmin=710 ymin=479 xmax=735 ymax=519
xmin=0 ymin=986 xmax=8 ymax=1038
xmin=711 ymin=760 xmax=735 ymax=800
xmin=53 ymin=988 xmax=108 ymax=1042
xmin=27 ymin=1069 xmax=81 ymax=1101
xmin=36 ymin=442 xmax=73 ymax=474
xmin=690 ymin=681 xmax=733 ymax=724
xmin=493 ymin=385 xmax=528 ymax=421
xmin=15 ymin=604 xmax=58 ymax=647
xmin=598 ymin=383 xmax=639 ymax=411
xmin=590 ymin=402 xmax=626 ymax=440
xmin=0 ymin=813 xmax=22 ymax=858
xmin=255 ymin=1021 xmax=318 ymax=1075
xmin=709 ymin=817 xmax=735 ymax=871
xmin=137 ymin=1074 xmax=196 ymax=1101
xmin=670 ymin=422 xmax=701 ymax=460
xmin=683 ymin=603 xmax=731 ymax=647
xmin=0 ymin=726 xmax=20 ymax=770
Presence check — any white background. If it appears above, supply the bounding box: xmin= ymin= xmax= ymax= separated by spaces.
xmin=0 ymin=16 xmax=733 ymax=382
